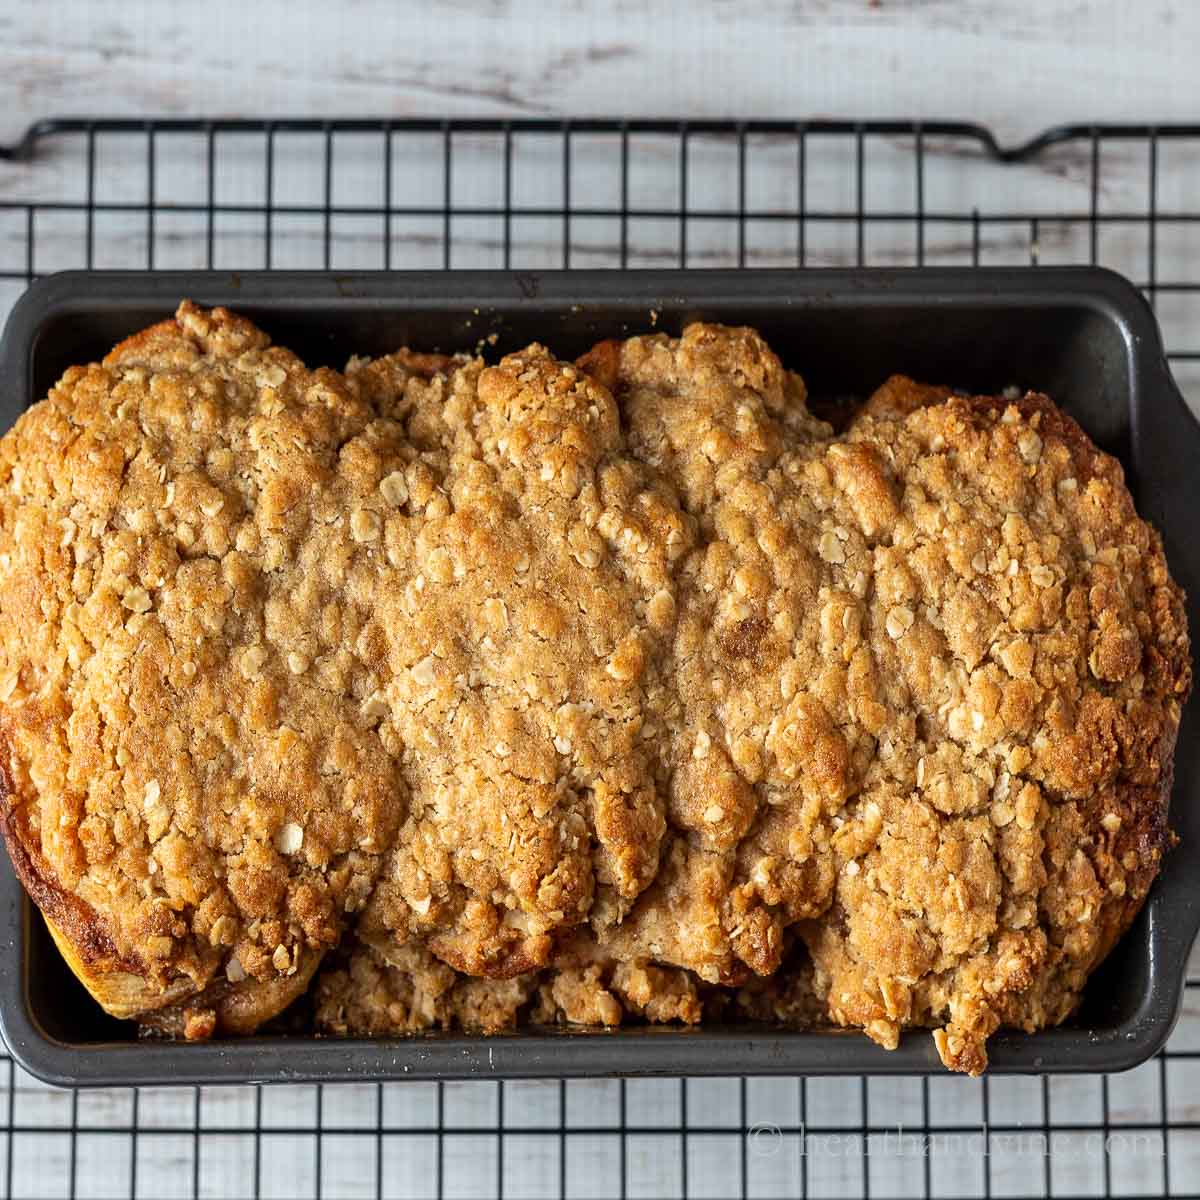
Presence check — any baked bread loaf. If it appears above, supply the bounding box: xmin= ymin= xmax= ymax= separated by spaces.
xmin=0 ymin=303 xmax=1188 ymax=1072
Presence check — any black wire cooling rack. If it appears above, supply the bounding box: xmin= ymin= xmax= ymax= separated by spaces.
xmin=1 ymin=116 xmax=1200 ymax=1200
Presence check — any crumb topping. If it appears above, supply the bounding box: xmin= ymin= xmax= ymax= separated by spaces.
xmin=0 ymin=307 xmax=1188 ymax=1073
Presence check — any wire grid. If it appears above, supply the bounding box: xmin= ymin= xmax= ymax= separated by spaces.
xmin=1 ymin=117 xmax=1200 ymax=1200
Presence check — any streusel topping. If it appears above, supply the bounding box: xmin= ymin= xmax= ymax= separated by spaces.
xmin=0 ymin=306 xmax=1187 ymax=1072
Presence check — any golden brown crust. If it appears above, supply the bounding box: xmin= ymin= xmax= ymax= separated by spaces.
xmin=859 ymin=373 xmax=957 ymax=419
xmin=792 ymin=377 xmax=1189 ymax=1072
xmin=0 ymin=311 xmax=1188 ymax=1074
xmin=0 ymin=735 xmax=145 ymax=978
xmin=312 ymin=935 xmax=705 ymax=1035
xmin=0 ymin=302 xmax=402 ymax=1023
xmin=140 ymin=947 xmax=323 ymax=1038
xmin=313 ymin=938 xmax=539 ymax=1035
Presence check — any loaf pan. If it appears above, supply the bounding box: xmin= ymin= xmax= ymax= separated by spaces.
xmin=0 ymin=267 xmax=1196 ymax=1086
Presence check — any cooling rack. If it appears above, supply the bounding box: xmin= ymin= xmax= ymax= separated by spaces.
xmin=1 ymin=116 xmax=1200 ymax=1200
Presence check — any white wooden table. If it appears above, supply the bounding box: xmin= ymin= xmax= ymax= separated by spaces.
xmin=1 ymin=0 xmax=1198 ymax=145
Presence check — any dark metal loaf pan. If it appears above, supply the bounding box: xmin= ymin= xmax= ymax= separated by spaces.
xmin=0 ymin=268 xmax=1196 ymax=1086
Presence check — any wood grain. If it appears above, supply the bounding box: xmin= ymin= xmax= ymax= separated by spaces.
xmin=0 ymin=0 xmax=1195 ymax=299
xmin=0 ymin=1 xmax=1197 ymax=145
